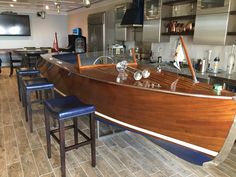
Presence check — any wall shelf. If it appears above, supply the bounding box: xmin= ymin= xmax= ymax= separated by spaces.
xmin=227 ymin=32 xmax=236 ymax=35
xmin=163 ymin=0 xmax=197 ymax=6
xmin=162 ymin=15 xmax=196 ymax=21
xmin=230 ymin=11 xmax=236 ymax=15
xmin=161 ymin=31 xmax=194 ymax=35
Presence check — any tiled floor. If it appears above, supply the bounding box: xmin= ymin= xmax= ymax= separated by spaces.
xmin=1 ymin=68 xmax=236 ymax=177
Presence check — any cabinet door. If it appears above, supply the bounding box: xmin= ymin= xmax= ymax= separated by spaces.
xmin=143 ymin=20 xmax=161 ymax=42
xmin=197 ymin=0 xmax=230 ymax=15
xmin=193 ymin=13 xmax=229 ymax=45
xmin=144 ymin=0 xmax=161 ymax=20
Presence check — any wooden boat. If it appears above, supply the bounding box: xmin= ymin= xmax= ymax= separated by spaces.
xmin=38 ymin=52 xmax=236 ymax=166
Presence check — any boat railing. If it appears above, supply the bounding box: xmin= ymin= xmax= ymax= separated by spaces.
xmin=93 ymin=56 xmax=114 ymax=65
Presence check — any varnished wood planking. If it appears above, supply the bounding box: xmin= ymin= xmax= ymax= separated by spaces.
xmin=1 ymin=68 xmax=236 ymax=177
xmin=38 ymin=57 xmax=236 ymax=153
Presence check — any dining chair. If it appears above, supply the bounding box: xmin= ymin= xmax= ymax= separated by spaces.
xmin=40 ymin=47 xmax=52 ymax=53
xmin=9 ymin=52 xmax=22 ymax=76
xmin=24 ymin=47 xmax=36 ymax=50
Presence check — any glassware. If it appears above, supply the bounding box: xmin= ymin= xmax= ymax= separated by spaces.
xmin=156 ymin=65 xmax=162 ymax=72
xmin=142 ymin=69 xmax=151 ymax=78
xmin=116 ymin=60 xmax=128 ymax=72
xmin=226 ymin=45 xmax=235 ymax=75
xmin=134 ymin=71 xmax=143 ymax=81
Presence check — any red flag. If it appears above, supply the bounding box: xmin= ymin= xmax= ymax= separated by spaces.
xmin=52 ymin=32 xmax=59 ymax=52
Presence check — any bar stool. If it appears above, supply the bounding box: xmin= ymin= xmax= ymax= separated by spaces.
xmin=23 ymin=77 xmax=54 ymax=132
xmin=44 ymin=96 xmax=96 ymax=177
xmin=16 ymin=68 xmax=40 ymax=102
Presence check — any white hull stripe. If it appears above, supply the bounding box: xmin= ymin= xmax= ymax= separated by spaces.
xmin=95 ymin=111 xmax=218 ymax=157
xmin=54 ymin=88 xmax=218 ymax=157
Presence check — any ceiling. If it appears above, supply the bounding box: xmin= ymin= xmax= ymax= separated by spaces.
xmin=0 ymin=0 xmax=102 ymax=13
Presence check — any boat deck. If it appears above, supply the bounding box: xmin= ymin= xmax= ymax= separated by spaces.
xmin=1 ymin=69 xmax=236 ymax=177
xmin=79 ymin=65 xmax=235 ymax=97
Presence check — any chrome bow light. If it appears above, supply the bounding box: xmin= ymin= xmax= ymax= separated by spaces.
xmin=83 ymin=0 xmax=91 ymax=8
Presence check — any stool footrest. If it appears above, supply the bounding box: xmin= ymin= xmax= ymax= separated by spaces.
xmin=50 ymin=124 xmax=90 ymax=140
xmin=65 ymin=140 xmax=92 ymax=152
xmin=77 ymin=129 xmax=90 ymax=141
xmin=51 ymin=125 xmax=74 ymax=134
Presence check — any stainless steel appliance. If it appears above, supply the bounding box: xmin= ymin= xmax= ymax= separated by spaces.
xmin=143 ymin=0 xmax=161 ymax=42
xmin=193 ymin=13 xmax=229 ymax=45
xmin=88 ymin=11 xmax=115 ymax=53
xmin=196 ymin=0 xmax=230 ymax=15
xmin=88 ymin=12 xmax=105 ymax=53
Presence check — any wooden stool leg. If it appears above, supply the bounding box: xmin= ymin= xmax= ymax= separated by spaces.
xmin=27 ymin=90 xmax=33 ymax=133
xmin=44 ymin=108 xmax=51 ymax=158
xmin=90 ymin=113 xmax=96 ymax=167
xmin=59 ymin=120 xmax=66 ymax=177
xmin=73 ymin=118 xmax=78 ymax=145
xmin=17 ymin=74 xmax=21 ymax=101
xmin=21 ymin=79 xmax=26 ymax=107
xmin=51 ymin=89 xmax=57 ymax=128
xmin=23 ymin=87 xmax=28 ymax=122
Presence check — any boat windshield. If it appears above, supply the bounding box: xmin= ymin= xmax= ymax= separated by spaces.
xmin=52 ymin=50 xmax=136 ymax=67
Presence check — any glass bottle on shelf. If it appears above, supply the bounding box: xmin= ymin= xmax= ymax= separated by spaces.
xmin=226 ymin=45 xmax=236 ymax=74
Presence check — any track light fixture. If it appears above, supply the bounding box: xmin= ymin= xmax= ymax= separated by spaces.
xmin=83 ymin=0 xmax=91 ymax=8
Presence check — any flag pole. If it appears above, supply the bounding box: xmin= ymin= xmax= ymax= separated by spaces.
xmin=179 ymin=36 xmax=199 ymax=83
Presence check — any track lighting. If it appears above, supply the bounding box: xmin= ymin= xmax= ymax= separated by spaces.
xmin=83 ymin=0 xmax=91 ymax=8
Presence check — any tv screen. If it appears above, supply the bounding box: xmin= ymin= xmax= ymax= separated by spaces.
xmin=0 ymin=14 xmax=31 ymax=36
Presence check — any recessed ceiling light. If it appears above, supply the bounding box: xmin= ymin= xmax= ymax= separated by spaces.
xmin=12 ymin=0 xmax=17 ymax=2
xmin=45 ymin=5 xmax=49 ymax=10
xmin=10 ymin=4 xmax=14 ymax=7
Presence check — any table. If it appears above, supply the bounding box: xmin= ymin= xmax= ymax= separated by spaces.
xmin=14 ymin=48 xmax=48 ymax=67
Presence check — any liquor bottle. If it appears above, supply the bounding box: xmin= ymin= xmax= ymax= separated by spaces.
xmin=213 ymin=57 xmax=220 ymax=74
xmin=226 ymin=45 xmax=236 ymax=74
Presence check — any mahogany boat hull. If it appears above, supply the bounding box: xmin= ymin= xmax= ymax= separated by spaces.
xmin=38 ymin=54 xmax=236 ymax=161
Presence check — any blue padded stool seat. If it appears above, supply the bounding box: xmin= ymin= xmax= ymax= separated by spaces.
xmin=23 ymin=77 xmax=54 ymax=133
xmin=16 ymin=68 xmax=40 ymax=102
xmin=44 ymin=96 xmax=96 ymax=177
xmin=44 ymin=96 xmax=95 ymax=120
xmin=24 ymin=78 xmax=54 ymax=91
xmin=17 ymin=68 xmax=40 ymax=75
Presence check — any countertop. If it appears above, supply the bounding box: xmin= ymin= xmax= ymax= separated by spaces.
xmin=139 ymin=60 xmax=236 ymax=85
